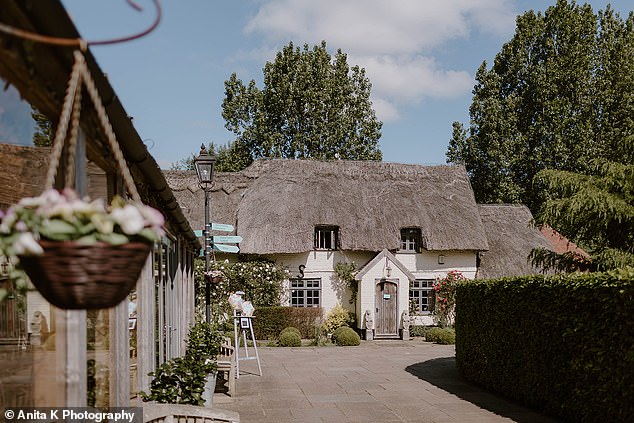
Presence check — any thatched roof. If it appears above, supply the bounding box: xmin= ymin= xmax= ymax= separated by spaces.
xmin=0 ymin=144 xmax=50 ymax=210
xmin=476 ymin=204 xmax=553 ymax=279
xmin=165 ymin=159 xmax=489 ymax=255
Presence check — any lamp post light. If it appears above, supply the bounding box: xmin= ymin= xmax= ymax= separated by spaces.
xmin=194 ymin=143 xmax=216 ymax=323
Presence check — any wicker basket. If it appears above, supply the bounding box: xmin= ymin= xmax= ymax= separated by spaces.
xmin=20 ymin=240 xmax=151 ymax=309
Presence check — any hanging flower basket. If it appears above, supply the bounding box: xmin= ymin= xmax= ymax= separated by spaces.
xmin=0 ymin=189 xmax=164 ymax=309
xmin=0 ymin=50 xmax=165 ymax=309
xmin=20 ymin=241 xmax=151 ymax=309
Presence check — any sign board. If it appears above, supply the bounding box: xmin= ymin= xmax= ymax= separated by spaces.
xmin=211 ymin=235 xmax=242 ymax=244
xmin=211 ymin=244 xmax=240 ymax=253
xmin=210 ymin=222 xmax=234 ymax=232
xmin=195 ymin=223 xmax=235 ymax=236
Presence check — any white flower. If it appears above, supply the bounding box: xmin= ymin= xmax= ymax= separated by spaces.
xmin=140 ymin=205 xmax=165 ymax=235
xmin=13 ymin=233 xmax=43 ymax=255
xmin=111 ymin=205 xmax=145 ymax=234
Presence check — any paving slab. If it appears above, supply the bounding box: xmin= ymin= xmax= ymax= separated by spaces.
xmin=214 ymin=339 xmax=561 ymax=423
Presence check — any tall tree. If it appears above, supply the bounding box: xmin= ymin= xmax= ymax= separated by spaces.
xmin=447 ymin=1 xmax=634 ymax=213
xmin=221 ymin=41 xmax=382 ymax=168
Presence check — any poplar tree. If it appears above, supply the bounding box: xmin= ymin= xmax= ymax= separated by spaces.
xmin=447 ymin=1 xmax=634 ymax=214
xmin=221 ymin=41 xmax=382 ymax=168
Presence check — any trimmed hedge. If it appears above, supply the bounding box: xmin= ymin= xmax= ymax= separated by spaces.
xmin=456 ymin=269 xmax=634 ymax=423
xmin=252 ymin=306 xmax=322 ymax=339
xmin=279 ymin=326 xmax=301 ymax=338
xmin=425 ymin=327 xmax=455 ymax=345
xmin=409 ymin=325 xmax=427 ymax=338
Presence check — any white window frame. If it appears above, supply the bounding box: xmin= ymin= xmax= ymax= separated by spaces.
xmin=314 ymin=226 xmax=339 ymax=250
xmin=410 ymin=279 xmax=434 ymax=315
xmin=290 ymin=278 xmax=321 ymax=307
xmin=400 ymin=228 xmax=421 ymax=252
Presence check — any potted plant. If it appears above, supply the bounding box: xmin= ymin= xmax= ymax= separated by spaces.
xmin=0 ymin=188 xmax=164 ymax=309
xmin=140 ymin=321 xmax=224 ymax=406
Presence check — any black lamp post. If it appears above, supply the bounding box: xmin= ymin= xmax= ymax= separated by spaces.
xmin=193 ymin=143 xmax=216 ymax=323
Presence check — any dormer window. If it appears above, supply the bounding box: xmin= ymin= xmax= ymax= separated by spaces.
xmin=314 ymin=226 xmax=339 ymax=250
xmin=400 ymin=227 xmax=421 ymax=252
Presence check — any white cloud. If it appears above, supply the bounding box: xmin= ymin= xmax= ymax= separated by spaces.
xmin=371 ymin=97 xmax=401 ymax=123
xmin=245 ymin=0 xmax=516 ymax=54
xmin=242 ymin=0 xmax=516 ymax=119
xmin=357 ymin=54 xmax=474 ymax=102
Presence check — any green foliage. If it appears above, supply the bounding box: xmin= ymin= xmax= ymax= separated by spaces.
xmin=186 ymin=321 xmax=224 ymax=364
xmin=455 ymin=269 xmax=634 ymax=423
xmin=195 ymin=258 xmax=286 ymax=323
xmin=278 ymin=329 xmax=302 ymax=347
xmin=170 ymin=141 xmax=252 ymax=173
xmin=279 ymin=326 xmax=301 ymax=338
xmin=334 ymin=261 xmax=358 ymax=304
xmin=31 ymin=108 xmax=53 ymax=147
xmin=321 ymin=304 xmax=355 ymax=334
xmin=251 ymin=306 xmax=322 ymax=339
xmin=533 ymin=148 xmax=634 ymax=271
xmin=409 ymin=325 xmax=427 ymax=338
xmin=332 ymin=326 xmax=360 ymax=346
xmin=432 ymin=270 xmax=465 ymax=327
xmin=424 ymin=327 xmax=455 ymax=345
xmin=447 ymin=1 xmax=634 ymax=215
xmin=221 ymin=41 xmax=382 ymax=170
xmin=141 ymin=322 xmax=223 ymax=405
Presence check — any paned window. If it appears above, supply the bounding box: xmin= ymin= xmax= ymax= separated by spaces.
xmin=410 ymin=279 xmax=434 ymax=314
xmin=290 ymin=278 xmax=321 ymax=307
xmin=400 ymin=228 xmax=422 ymax=252
xmin=314 ymin=226 xmax=339 ymax=250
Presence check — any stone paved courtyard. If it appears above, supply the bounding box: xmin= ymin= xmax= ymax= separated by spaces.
xmin=214 ymin=339 xmax=560 ymax=423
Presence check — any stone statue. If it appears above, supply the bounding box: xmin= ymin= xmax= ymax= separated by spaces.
xmin=30 ymin=310 xmax=49 ymax=346
xmin=402 ymin=310 xmax=411 ymax=331
xmin=364 ymin=310 xmax=374 ymax=341
xmin=401 ymin=310 xmax=411 ymax=340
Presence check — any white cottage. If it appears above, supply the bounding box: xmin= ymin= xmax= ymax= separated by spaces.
xmin=167 ymin=159 xmax=520 ymax=339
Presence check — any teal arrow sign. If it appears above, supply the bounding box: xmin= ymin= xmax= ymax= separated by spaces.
xmin=194 ymin=229 xmax=203 ymax=236
xmin=211 ymin=244 xmax=240 ymax=253
xmin=210 ymin=223 xmax=234 ymax=232
xmin=211 ymin=235 xmax=242 ymax=244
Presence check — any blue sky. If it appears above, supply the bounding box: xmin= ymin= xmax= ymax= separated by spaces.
xmin=58 ymin=0 xmax=632 ymax=169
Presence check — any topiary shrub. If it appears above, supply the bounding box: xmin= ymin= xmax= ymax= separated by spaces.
xmin=333 ymin=326 xmax=360 ymax=346
xmin=425 ymin=327 xmax=455 ymax=344
xmin=410 ymin=325 xmax=426 ymax=337
xmin=278 ymin=330 xmax=302 ymax=347
xmin=279 ymin=326 xmax=301 ymax=338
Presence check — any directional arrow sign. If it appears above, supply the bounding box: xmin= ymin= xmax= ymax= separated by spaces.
xmin=210 ymin=223 xmax=234 ymax=232
xmin=211 ymin=244 xmax=239 ymax=253
xmin=211 ymin=235 xmax=242 ymax=244
xmin=193 ymin=229 xmax=203 ymax=236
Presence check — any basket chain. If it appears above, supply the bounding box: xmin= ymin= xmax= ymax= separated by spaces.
xmin=44 ymin=50 xmax=141 ymax=203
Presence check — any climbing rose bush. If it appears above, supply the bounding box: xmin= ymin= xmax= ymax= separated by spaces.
xmin=195 ymin=258 xmax=287 ymax=323
xmin=432 ymin=270 xmax=465 ymax=327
